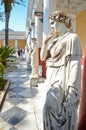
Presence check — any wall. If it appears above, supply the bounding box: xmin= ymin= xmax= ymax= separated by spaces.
xmin=76 ymin=9 xmax=86 ymax=54
xmin=0 ymin=40 xmax=3 ymax=47
xmin=18 ymin=40 xmax=26 ymax=49
xmin=8 ymin=40 xmax=15 ymax=48
xmin=0 ymin=39 xmax=26 ymax=49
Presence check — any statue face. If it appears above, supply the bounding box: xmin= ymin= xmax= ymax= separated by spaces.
xmin=52 ymin=21 xmax=61 ymax=33
xmin=54 ymin=22 xmax=60 ymax=31
xmin=50 ymin=18 xmax=67 ymax=34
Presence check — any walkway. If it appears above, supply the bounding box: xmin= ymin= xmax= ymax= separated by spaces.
xmin=0 ymin=58 xmax=47 ymax=130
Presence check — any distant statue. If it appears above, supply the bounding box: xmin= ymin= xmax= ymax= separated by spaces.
xmin=29 ymin=38 xmax=39 ymax=78
xmin=25 ymin=33 xmax=31 ymax=67
xmin=40 ymin=10 xmax=82 ymax=130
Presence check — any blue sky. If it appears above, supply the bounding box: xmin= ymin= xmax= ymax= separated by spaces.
xmin=0 ymin=0 xmax=28 ymax=31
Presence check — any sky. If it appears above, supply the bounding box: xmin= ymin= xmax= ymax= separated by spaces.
xmin=0 ymin=0 xmax=28 ymax=31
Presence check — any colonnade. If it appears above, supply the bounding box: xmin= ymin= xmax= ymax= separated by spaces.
xmin=26 ymin=0 xmax=76 ymax=86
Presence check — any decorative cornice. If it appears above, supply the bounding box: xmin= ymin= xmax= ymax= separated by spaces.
xmin=0 ymin=31 xmax=26 ymax=40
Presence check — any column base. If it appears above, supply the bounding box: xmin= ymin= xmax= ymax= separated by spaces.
xmin=29 ymin=77 xmax=38 ymax=87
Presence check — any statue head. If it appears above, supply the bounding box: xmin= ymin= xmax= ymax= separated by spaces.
xmin=48 ymin=10 xmax=71 ymax=29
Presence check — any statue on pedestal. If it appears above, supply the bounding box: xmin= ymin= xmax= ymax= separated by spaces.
xmin=25 ymin=33 xmax=31 ymax=69
xmin=41 ymin=10 xmax=82 ymax=130
xmin=29 ymin=38 xmax=39 ymax=79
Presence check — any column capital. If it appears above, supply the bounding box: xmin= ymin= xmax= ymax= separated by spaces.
xmin=34 ymin=11 xmax=43 ymax=17
xmin=31 ymin=22 xmax=35 ymax=26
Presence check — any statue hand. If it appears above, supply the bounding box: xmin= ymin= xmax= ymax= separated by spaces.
xmin=63 ymin=91 xmax=78 ymax=113
xmin=44 ymin=35 xmax=52 ymax=44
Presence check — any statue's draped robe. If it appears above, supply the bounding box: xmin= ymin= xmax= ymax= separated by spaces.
xmin=41 ymin=32 xmax=82 ymax=130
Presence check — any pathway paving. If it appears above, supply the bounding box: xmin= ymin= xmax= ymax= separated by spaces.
xmin=0 ymin=57 xmax=47 ymax=130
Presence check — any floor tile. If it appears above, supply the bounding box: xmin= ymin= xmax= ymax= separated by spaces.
xmin=17 ymin=99 xmax=34 ymax=113
xmin=8 ymin=127 xmax=18 ymax=130
xmin=0 ymin=118 xmax=12 ymax=130
xmin=6 ymin=91 xmax=16 ymax=98
xmin=1 ymin=106 xmax=28 ymax=126
xmin=6 ymin=94 xmax=25 ymax=105
xmin=0 ymin=59 xmax=45 ymax=130
xmin=18 ymin=88 xmax=32 ymax=98
xmin=15 ymin=114 xmax=38 ymax=130
xmin=0 ymin=101 xmax=14 ymax=114
xmin=9 ymin=86 xmax=26 ymax=93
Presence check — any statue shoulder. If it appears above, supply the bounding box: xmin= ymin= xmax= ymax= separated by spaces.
xmin=68 ymin=32 xmax=80 ymax=42
xmin=66 ymin=32 xmax=82 ymax=56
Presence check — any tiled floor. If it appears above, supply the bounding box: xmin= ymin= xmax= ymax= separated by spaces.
xmin=0 ymin=58 xmax=47 ymax=130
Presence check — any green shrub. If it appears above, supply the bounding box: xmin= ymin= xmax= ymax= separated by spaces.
xmin=0 ymin=62 xmax=5 ymax=79
xmin=0 ymin=45 xmax=14 ymax=66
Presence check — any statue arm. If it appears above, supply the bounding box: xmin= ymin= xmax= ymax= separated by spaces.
xmin=40 ymin=44 xmax=48 ymax=60
xmin=40 ymin=35 xmax=52 ymax=61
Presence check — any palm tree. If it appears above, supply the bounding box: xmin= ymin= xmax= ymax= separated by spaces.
xmin=1 ymin=0 xmax=25 ymax=46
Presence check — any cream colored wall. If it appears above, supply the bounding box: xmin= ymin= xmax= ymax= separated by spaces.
xmin=0 ymin=39 xmax=26 ymax=49
xmin=76 ymin=9 xmax=86 ymax=54
xmin=18 ymin=40 xmax=26 ymax=49
xmin=8 ymin=40 xmax=15 ymax=48
xmin=0 ymin=40 xmax=3 ymax=47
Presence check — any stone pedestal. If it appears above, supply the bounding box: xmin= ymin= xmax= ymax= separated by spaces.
xmin=29 ymin=77 xmax=38 ymax=87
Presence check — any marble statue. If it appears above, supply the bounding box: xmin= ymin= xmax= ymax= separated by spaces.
xmin=29 ymin=38 xmax=39 ymax=78
xmin=40 ymin=10 xmax=82 ymax=130
xmin=25 ymin=33 xmax=31 ymax=68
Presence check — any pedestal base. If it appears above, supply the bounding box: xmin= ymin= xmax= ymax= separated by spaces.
xmin=29 ymin=77 xmax=38 ymax=87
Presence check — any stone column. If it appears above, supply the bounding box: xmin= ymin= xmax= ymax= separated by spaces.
xmin=3 ymin=40 xmax=5 ymax=46
xmin=35 ymin=14 xmax=43 ymax=48
xmin=42 ymin=0 xmax=57 ymax=78
xmin=30 ymin=38 xmax=39 ymax=78
xmin=31 ymin=23 xmax=35 ymax=38
xmin=25 ymin=32 xmax=31 ymax=70
xmin=14 ymin=40 xmax=18 ymax=57
xmin=29 ymin=23 xmax=39 ymax=87
xmin=35 ymin=12 xmax=43 ymax=78
xmin=43 ymin=0 xmax=57 ymax=39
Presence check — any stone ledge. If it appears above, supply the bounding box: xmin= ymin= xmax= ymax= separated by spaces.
xmin=0 ymin=80 xmax=10 ymax=111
